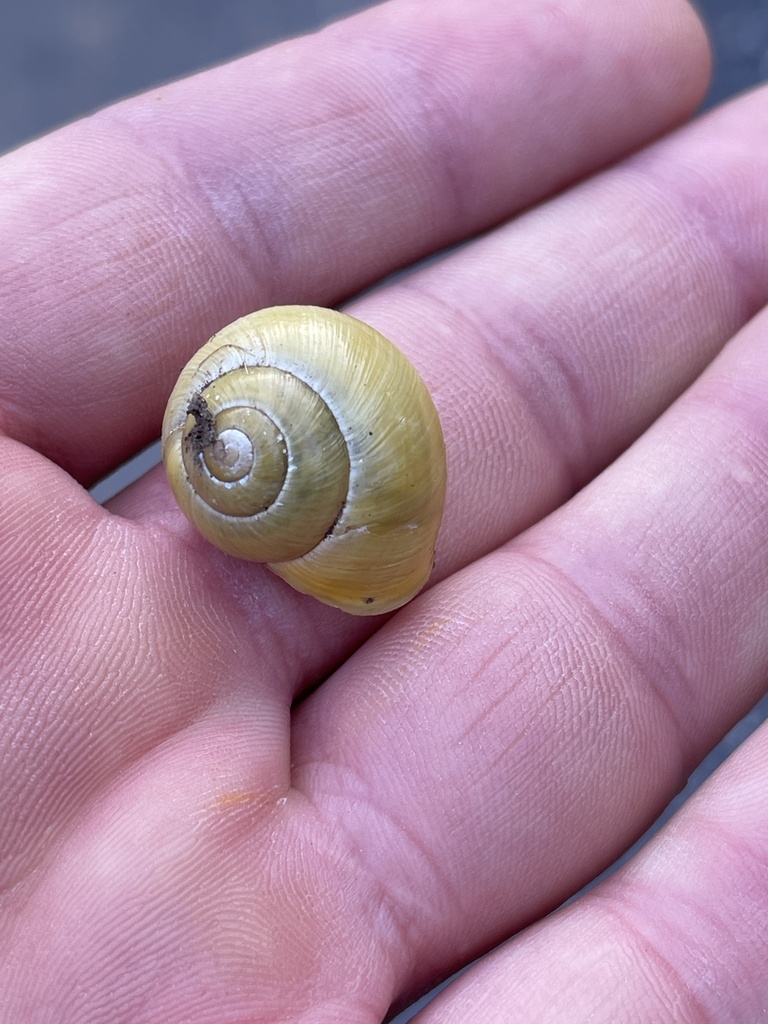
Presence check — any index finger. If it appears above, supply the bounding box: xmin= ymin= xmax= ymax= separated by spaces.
xmin=0 ymin=0 xmax=707 ymax=484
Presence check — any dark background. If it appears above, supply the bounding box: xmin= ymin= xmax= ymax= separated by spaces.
xmin=1 ymin=1 xmax=766 ymax=1019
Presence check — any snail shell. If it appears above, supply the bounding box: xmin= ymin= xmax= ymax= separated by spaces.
xmin=162 ymin=305 xmax=446 ymax=615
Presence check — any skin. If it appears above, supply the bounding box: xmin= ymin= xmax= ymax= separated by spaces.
xmin=1 ymin=0 xmax=767 ymax=1019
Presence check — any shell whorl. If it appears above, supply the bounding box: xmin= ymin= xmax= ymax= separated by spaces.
xmin=162 ymin=305 xmax=447 ymax=615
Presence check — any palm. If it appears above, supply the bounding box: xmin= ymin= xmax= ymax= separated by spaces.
xmin=2 ymin=0 xmax=768 ymax=1020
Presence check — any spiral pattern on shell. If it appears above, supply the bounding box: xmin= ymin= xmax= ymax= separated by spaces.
xmin=162 ymin=306 xmax=447 ymax=615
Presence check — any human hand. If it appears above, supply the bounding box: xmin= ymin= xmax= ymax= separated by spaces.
xmin=2 ymin=0 xmax=764 ymax=1019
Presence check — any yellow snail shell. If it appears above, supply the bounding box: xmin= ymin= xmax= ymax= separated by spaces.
xmin=162 ymin=305 xmax=447 ymax=615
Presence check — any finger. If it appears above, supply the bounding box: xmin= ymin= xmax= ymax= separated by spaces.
xmin=288 ymin=259 xmax=768 ymax=1008
xmin=0 ymin=0 xmax=707 ymax=484
xmin=414 ymin=721 xmax=768 ymax=1022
